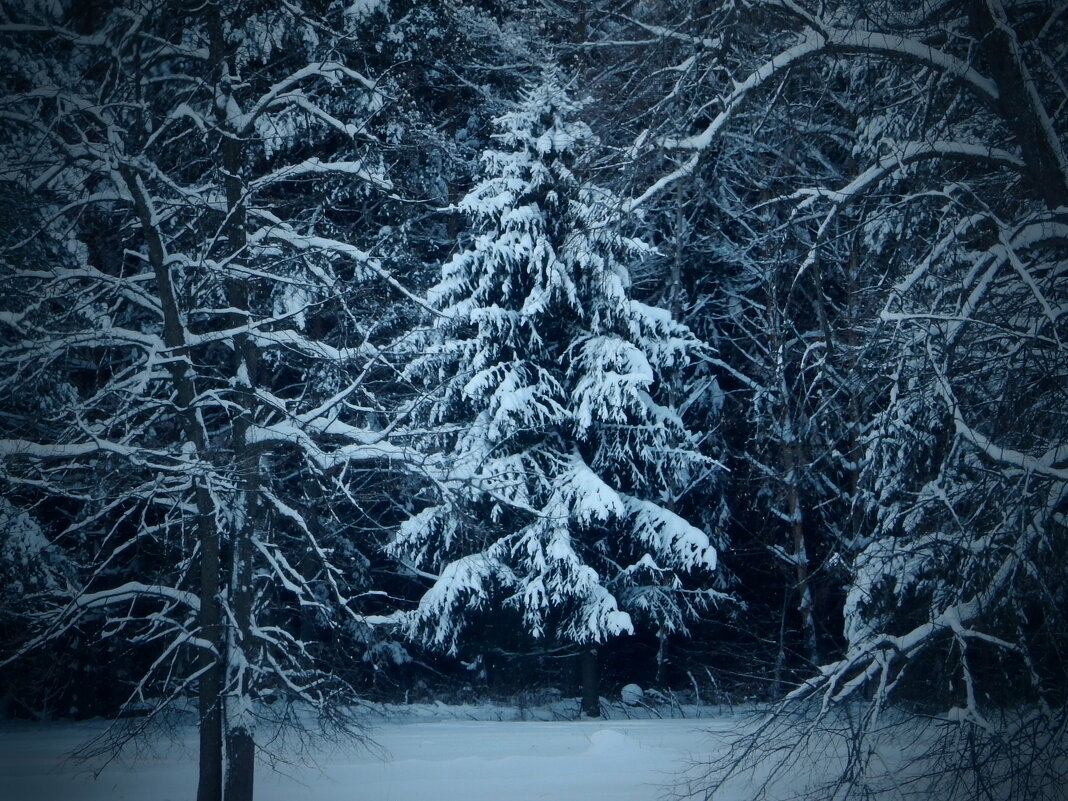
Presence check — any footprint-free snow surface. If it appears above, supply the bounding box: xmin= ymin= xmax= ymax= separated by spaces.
xmin=0 ymin=703 xmax=744 ymax=801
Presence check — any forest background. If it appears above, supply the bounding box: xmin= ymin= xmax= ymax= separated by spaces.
xmin=1 ymin=1 xmax=1065 ymax=800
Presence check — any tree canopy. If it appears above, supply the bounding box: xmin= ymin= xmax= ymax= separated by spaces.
xmin=1 ymin=1 xmax=1065 ymax=799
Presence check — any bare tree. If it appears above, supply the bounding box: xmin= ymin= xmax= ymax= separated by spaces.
xmin=605 ymin=0 xmax=1068 ymax=797
xmin=0 ymin=2 xmax=411 ymax=799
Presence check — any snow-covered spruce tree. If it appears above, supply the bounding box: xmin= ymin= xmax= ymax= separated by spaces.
xmin=0 ymin=2 xmax=408 ymax=799
xmin=392 ymin=72 xmax=723 ymax=714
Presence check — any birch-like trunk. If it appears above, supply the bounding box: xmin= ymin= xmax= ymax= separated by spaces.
xmin=212 ymin=5 xmax=257 ymax=797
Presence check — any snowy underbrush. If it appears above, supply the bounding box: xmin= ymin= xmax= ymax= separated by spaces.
xmin=675 ymin=701 xmax=1068 ymax=801
xmin=356 ymin=689 xmax=737 ymax=724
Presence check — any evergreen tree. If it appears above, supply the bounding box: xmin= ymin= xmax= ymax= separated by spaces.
xmin=392 ymin=72 xmax=724 ymax=709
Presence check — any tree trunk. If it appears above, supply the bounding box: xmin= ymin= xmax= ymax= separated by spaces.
xmin=224 ymin=726 xmax=255 ymax=801
xmin=580 ymin=647 xmax=600 ymax=717
xmin=219 ymin=96 xmax=259 ymax=801
xmin=783 ymin=442 xmax=819 ymax=666
xmin=655 ymin=628 xmax=669 ymax=688
xmin=968 ymin=0 xmax=1068 ymax=207
xmin=197 ymin=531 xmax=224 ymax=801
xmin=120 ymin=165 xmax=225 ymax=801
xmin=765 ymin=270 xmax=820 ymax=672
xmin=209 ymin=5 xmax=258 ymax=798
xmin=771 ymin=584 xmax=789 ymax=699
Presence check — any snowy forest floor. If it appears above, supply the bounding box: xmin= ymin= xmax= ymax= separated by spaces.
xmin=0 ymin=700 xmax=799 ymax=801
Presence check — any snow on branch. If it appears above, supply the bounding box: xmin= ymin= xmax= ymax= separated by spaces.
xmin=628 ymin=21 xmax=1000 ymax=210
xmin=951 ymin=411 xmax=1068 ymax=481
xmin=251 ymin=220 xmax=442 ymax=316
xmin=238 ymin=60 xmax=380 ymax=135
xmin=790 ymin=141 xmax=1026 ymax=286
xmin=927 ymin=344 xmax=1068 ymax=480
xmin=0 ymin=438 xmax=112 ymax=459
xmin=789 ymin=481 xmax=1064 ymax=716
xmin=792 ymin=141 xmax=1025 ymax=210
xmin=624 ymin=497 xmax=718 ymax=572
xmin=662 ymin=32 xmax=830 ymax=153
xmin=70 ymin=582 xmax=200 ymax=614
xmin=823 ymin=28 xmax=999 ymax=100
xmin=249 ymin=157 xmax=392 ymax=193
xmin=246 ymin=419 xmax=409 ymax=471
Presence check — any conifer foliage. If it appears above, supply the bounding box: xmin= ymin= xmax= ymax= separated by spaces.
xmin=393 ymin=72 xmax=723 ymax=658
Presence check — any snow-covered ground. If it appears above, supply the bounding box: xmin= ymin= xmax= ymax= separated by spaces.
xmin=1 ymin=702 xmax=753 ymax=801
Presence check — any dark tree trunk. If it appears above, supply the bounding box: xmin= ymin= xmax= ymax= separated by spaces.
xmin=968 ymin=0 xmax=1068 ymax=207
xmin=580 ymin=647 xmax=600 ymax=717
xmin=197 ymin=538 xmax=224 ymax=801
xmin=122 ymin=166 xmax=225 ymax=801
xmin=784 ymin=442 xmax=819 ymax=667
xmin=205 ymin=6 xmax=259 ymax=798
xmin=225 ymin=727 xmax=255 ymax=801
